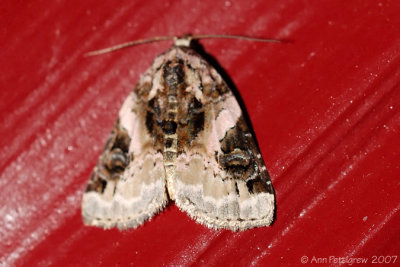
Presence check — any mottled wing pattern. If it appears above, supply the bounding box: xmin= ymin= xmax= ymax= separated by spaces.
xmin=82 ymin=71 xmax=168 ymax=229
xmin=167 ymin=48 xmax=275 ymax=230
xmin=82 ymin=43 xmax=275 ymax=231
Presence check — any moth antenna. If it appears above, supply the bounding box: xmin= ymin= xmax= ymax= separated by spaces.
xmin=189 ymin=34 xmax=284 ymax=43
xmin=85 ymin=36 xmax=176 ymax=57
xmin=85 ymin=34 xmax=284 ymax=57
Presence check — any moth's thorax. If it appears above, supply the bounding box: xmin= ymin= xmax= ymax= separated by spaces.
xmin=145 ymin=51 xmax=206 ymax=151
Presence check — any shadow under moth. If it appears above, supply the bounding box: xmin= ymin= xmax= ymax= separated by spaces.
xmin=82 ymin=35 xmax=276 ymax=231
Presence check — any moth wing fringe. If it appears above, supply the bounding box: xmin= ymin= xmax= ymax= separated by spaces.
xmin=171 ymin=154 xmax=275 ymax=231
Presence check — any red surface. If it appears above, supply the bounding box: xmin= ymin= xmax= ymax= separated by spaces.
xmin=1 ymin=1 xmax=400 ymax=266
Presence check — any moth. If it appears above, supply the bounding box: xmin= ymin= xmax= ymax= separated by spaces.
xmin=82 ymin=35 xmax=276 ymax=231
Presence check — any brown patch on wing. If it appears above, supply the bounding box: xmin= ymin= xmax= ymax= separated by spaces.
xmin=177 ymin=96 xmax=205 ymax=148
xmin=85 ymin=120 xmax=131 ymax=193
xmin=217 ymin=116 xmax=274 ymax=195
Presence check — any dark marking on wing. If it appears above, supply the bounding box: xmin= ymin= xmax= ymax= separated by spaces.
xmin=145 ymin=111 xmax=154 ymax=133
xmin=186 ymin=97 xmax=205 ymax=144
xmin=145 ymin=96 xmax=167 ymax=149
xmin=234 ymin=181 xmax=240 ymax=196
xmin=85 ymin=173 xmax=107 ymax=193
xmin=85 ymin=120 xmax=131 ymax=193
xmin=217 ymin=116 xmax=274 ymax=195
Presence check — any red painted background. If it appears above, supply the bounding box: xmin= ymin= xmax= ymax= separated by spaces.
xmin=1 ymin=1 xmax=400 ymax=266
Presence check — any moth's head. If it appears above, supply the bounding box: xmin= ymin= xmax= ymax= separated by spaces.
xmin=173 ymin=34 xmax=193 ymax=47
